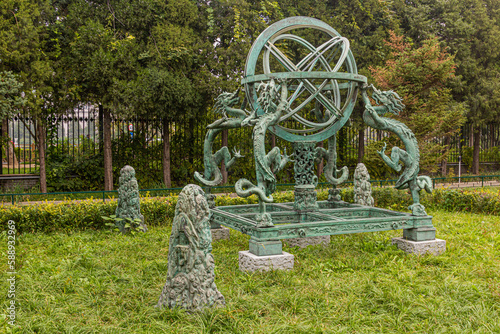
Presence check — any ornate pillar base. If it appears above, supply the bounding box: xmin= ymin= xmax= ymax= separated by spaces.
xmin=293 ymin=141 xmax=319 ymax=212
xmin=249 ymin=239 xmax=283 ymax=256
xmin=403 ymin=226 xmax=436 ymax=241
xmin=327 ymin=188 xmax=341 ymax=202
xmin=294 ymin=185 xmax=318 ymax=211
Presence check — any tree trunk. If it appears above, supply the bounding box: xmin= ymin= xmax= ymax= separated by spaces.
xmin=103 ymin=108 xmax=113 ymax=191
xmin=357 ymin=128 xmax=365 ymax=163
xmin=271 ymin=133 xmax=276 ymax=148
xmin=490 ymin=123 xmax=494 ymax=148
xmin=162 ymin=119 xmax=171 ymax=188
xmin=441 ymin=136 xmax=450 ymax=176
xmin=472 ymin=126 xmax=481 ymax=175
xmin=221 ymin=129 xmax=228 ymax=184
xmin=2 ymin=118 xmax=18 ymax=167
xmin=36 ymin=120 xmax=47 ymax=193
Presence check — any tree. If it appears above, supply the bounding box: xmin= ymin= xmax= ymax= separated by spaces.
xmin=0 ymin=0 xmax=57 ymax=192
xmin=62 ymin=0 xmax=158 ymax=190
xmin=393 ymin=0 xmax=500 ymax=174
xmin=107 ymin=0 xmax=212 ymax=187
xmin=0 ymin=71 xmax=26 ymax=167
xmin=370 ymin=32 xmax=466 ymax=174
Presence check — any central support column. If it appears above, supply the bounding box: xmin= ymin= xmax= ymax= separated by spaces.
xmin=287 ymin=142 xmax=330 ymax=249
xmin=293 ymin=142 xmax=319 ymax=212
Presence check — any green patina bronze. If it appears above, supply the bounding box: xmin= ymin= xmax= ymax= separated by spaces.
xmin=234 ymin=79 xmax=292 ymax=227
xmin=194 ymin=16 xmax=438 ymax=256
xmin=194 ymin=89 xmax=246 ymax=188
xmin=360 ymin=85 xmax=433 ymax=215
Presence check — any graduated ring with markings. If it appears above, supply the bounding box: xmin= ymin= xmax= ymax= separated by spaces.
xmin=242 ymin=16 xmax=367 ymax=142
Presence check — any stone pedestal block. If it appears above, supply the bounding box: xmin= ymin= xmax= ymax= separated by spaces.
xmin=211 ymin=226 xmax=230 ymax=241
xmin=284 ymin=235 xmax=330 ymax=248
xmin=392 ymin=237 xmax=446 ymax=256
xmin=239 ymin=251 xmax=294 ymax=272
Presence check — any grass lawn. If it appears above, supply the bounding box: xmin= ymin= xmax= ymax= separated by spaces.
xmin=1 ymin=210 xmax=499 ymax=333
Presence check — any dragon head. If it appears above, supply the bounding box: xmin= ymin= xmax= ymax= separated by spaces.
xmin=370 ymin=85 xmax=405 ymax=115
xmin=213 ymin=88 xmax=241 ymax=115
xmin=257 ymin=79 xmax=280 ymax=113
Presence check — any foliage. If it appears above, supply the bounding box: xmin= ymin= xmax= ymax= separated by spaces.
xmin=482 ymin=147 xmax=500 ymax=164
xmin=0 ymin=196 xmax=173 ymax=233
xmin=45 ymin=137 xmax=103 ymax=191
xmin=102 ymin=215 xmax=145 ymax=235
xmin=1 ymin=210 xmax=499 ymax=332
xmin=393 ymin=0 xmax=500 ymax=127
xmin=362 ymin=140 xmax=395 ymax=180
xmin=110 ymin=130 xmax=163 ymax=187
xmin=370 ymin=32 xmax=466 ymax=173
xmin=0 ymin=71 xmax=25 ymax=120
xmin=0 ymin=0 xmax=56 ymax=114
xmin=3 ymin=186 xmax=500 ymax=234
xmin=393 ymin=0 xmax=500 ymax=173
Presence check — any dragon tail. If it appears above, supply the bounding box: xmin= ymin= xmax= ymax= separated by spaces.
xmin=194 ymin=169 xmax=223 ymax=187
xmin=395 ymin=154 xmax=420 ymax=189
xmin=235 ymin=178 xmax=273 ymax=203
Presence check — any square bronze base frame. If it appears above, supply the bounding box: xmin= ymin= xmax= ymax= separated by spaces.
xmin=210 ymin=201 xmax=436 ymax=256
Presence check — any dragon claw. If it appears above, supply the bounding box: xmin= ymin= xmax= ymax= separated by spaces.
xmin=377 ymin=142 xmax=387 ymax=155
xmin=282 ymin=149 xmax=294 ymax=162
xmin=232 ymin=147 xmax=244 ymax=159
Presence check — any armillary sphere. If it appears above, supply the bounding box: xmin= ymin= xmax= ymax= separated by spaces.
xmin=242 ymin=16 xmax=367 ymax=142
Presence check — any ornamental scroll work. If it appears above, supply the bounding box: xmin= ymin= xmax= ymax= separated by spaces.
xmin=194 ymin=16 xmax=433 ymax=222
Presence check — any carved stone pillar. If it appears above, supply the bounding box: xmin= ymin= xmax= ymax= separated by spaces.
xmin=293 ymin=142 xmax=318 ymax=212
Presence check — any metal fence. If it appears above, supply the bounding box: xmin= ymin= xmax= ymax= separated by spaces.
xmin=1 ymin=104 xmax=499 ymax=183
xmin=1 ymin=174 xmax=499 ymax=205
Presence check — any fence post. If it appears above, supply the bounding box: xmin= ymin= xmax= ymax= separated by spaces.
xmin=11 ymin=194 xmax=14 ymax=205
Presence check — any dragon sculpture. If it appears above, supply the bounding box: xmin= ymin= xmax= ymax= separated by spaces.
xmin=313 ymin=103 xmax=349 ymax=201
xmin=235 ymin=79 xmax=292 ymax=227
xmin=194 ymin=89 xmax=248 ymax=188
xmin=361 ymin=84 xmax=432 ymax=215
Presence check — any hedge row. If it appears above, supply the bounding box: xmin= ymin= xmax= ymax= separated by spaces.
xmin=1 ymin=187 xmax=499 ymax=233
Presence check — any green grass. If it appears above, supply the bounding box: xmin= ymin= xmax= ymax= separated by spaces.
xmin=1 ymin=210 xmax=499 ymax=333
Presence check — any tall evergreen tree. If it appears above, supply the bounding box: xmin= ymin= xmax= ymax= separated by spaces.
xmin=370 ymin=32 xmax=466 ymax=173
xmin=393 ymin=0 xmax=500 ymax=174
xmin=0 ymin=0 xmax=58 ymax=191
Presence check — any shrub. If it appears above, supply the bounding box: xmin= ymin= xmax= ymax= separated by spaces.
xmin=1 ymin=187 xmax=499 ymax=234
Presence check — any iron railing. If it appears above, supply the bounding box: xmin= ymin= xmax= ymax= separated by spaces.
xmin=1 ymin=175 xmax=498 ymax=205
xmin=1 ymin=106 xmax=499 ymax=182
